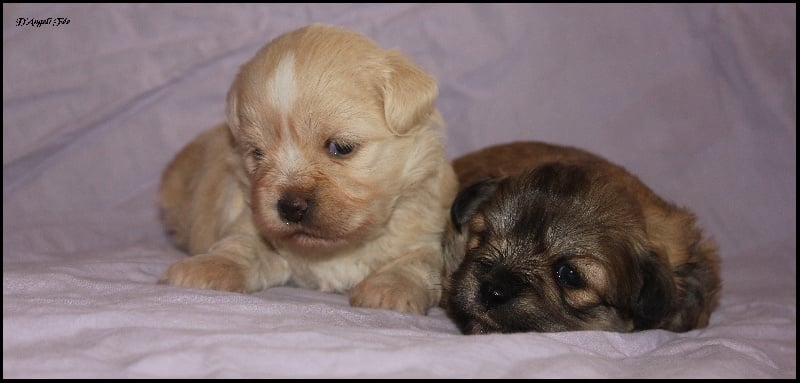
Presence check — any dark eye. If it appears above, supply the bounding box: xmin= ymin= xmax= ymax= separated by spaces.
xmin=251 ymin=148 xmax=264 ymax=160
xmin=556 ymin=264 xmax=583 ymax=289
xmin=326 ymin=140 xmax=355 ymax=157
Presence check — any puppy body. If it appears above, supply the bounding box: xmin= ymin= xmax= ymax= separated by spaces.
xmin=442 ymin=141 xmax=721 ymax=333
xmin=159 ymin=24 xmax=457 ymax=314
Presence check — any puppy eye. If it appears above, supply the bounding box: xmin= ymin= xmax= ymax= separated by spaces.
xmin=326 ymin=140 xmax=355 ymax=157
xmin=556 ymin=264 xmax=584 ymax=289
xmin=251 ymin=148 xmax=265 ymax=160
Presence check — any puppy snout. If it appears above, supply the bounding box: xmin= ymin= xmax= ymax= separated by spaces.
xmin=277 ymin=192 xmax=311 ymax=223
xmin=478 ymin=266 xmax=519 ymax=309
xmin=480 ymin=281 xmax=513 ymax=309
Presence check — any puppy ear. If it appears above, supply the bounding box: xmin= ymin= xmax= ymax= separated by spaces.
xmin=632 ymin=250 xmax=678 ymax=330
xmin=442 ymin=179 xmax=498 ymax=282
xmin=450 ymin=179 xmax=498 ymax=232
xmin=225 ymin=82 xmax=241 ymax=136
xmin=639 ymin=205 xmax=722 ymax=331
xmin=382 ymin=51 xmax=438 ymax=135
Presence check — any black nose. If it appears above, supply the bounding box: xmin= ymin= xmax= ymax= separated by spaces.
xmin=478 ymin=266 xmax=518 ymax=309
xmin=479 ymin=281 xmax=513 ymax=309
xmin=277 ymin=193 xmax=310 ymax=223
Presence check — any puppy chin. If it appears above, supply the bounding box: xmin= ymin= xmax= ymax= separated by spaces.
xmin=254 ymin=215 xmax=366 ymax=252
xmin=251 ymin=202 xmax=375 ymax=253
xmin=278 ymin=228 xmax=349 ymax=249
xmin=452 ymin=311 xmax=502 ymax=335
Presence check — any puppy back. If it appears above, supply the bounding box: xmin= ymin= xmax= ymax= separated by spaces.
xmin=159 ymin=124 xmax=240 ymax=253
xmin=453 ymin=141 xmax=604 ymax=191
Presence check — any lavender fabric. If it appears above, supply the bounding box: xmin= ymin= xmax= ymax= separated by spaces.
xmin=3 ymin=3 xmax=795 ymax=378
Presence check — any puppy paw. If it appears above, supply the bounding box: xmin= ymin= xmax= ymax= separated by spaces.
xmin=349 ymin=271 xmax=432 ymax=315
xmin=158 ymin=254 xmax=250 ymax=293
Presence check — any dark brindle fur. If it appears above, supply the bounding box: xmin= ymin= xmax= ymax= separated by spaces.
xmin=441 ymin=141 xmax=721 ymax=334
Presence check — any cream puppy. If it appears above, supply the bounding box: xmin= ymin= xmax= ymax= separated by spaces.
xmin=158 ymin=24 xmax=457 ymax=314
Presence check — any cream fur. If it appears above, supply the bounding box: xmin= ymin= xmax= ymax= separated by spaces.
xmin=158 ymin=24 xmax=458 ymax=314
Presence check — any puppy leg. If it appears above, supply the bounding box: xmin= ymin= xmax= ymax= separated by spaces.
xmin=159 ymin=124 xmax=291 ymax=294
xmin=349 ymin=248 xmax=443 ymax=315
xmin=159 ymin=220 xmax=291 ymax=293
xmin=158 ymin=252 xmax=251 ymax=293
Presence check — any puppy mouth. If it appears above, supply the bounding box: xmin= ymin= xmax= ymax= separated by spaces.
xmin=280 ymin=227 xmax=346 ymax=249
xmin=449 ymin=301 xmax=503 ymax=334
xmin=462 ymin=313 xmax=503 ymax=335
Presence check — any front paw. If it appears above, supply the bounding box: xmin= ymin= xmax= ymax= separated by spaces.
xmin=158 ymin=254 xmax=250 ymax=293
xmin=349 ymin=271 xmax=433 ymax=315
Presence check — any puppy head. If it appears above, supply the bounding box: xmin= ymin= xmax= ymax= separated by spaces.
xmin=444 ymin=163 xmax=684 ymax=334
xmin=224 ymin=24 xmax=442 ymax=251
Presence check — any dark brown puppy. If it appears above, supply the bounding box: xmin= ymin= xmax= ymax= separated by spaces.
xmin=441 ymin=141 xmax=721 ymax=334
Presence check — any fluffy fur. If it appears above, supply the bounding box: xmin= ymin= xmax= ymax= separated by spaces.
xmin=158 ymin=24 xmax=457 ymax=314
xmin=441 ymin=141 xmax=721 ymax=333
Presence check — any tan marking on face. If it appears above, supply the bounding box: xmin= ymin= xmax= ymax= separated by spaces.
xmin=467 ymin=213 xmax=487 ymax=250
xmin=562 ymin=257 xmax=608 ymax=308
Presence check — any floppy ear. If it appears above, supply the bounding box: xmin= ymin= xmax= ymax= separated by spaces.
xmin=450 ymin=179 xmax=498 ymax=232
xmin=632 ymin=250 xmax=678 ymax=330
xmin=638 ymin=205 xmax=722 ymax=331
xmin=382 ymin=51 xmax=439 ymax=135
xmin=225 ymin=78 xmax=242 ymax=137
xmin=442 ymin=179 xmax=498 ymax=282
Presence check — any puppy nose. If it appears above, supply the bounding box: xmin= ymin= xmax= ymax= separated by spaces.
xmin=479 ymin=264 xmax=519 ymax=309
xmin=479 ymin=280 xmax=514 ymax=309
xmin=277 ymin=193 xmax=310 ymax=223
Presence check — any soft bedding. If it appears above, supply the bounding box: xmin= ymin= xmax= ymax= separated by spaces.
xmin=3 ymin=3 xmax=795 ymax=378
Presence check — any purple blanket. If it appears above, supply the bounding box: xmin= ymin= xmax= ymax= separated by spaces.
xmin=3 ymin=3 xmax=795 ymax=378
